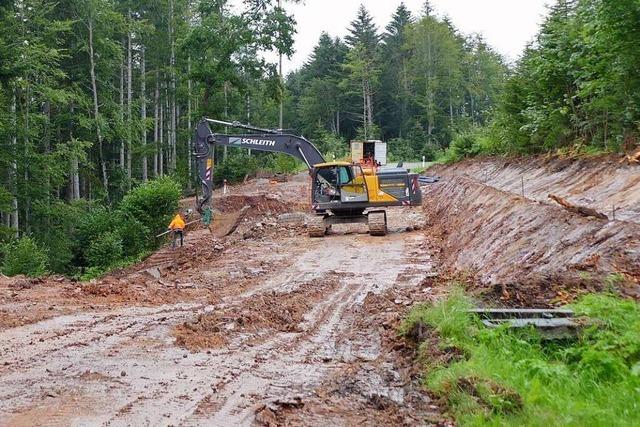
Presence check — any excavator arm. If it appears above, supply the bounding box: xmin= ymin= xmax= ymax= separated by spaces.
xmin=194 ymin=118 xmax=325 ymax=220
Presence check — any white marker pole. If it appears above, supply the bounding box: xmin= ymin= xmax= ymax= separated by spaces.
xmin=223 ymin=179 xmax=228 ymax=195
xmin=422 ymin=156 xmax=426 ymax=168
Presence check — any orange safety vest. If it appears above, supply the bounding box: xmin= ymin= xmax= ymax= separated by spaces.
xmin=168 ymin=214 xmax=186 ymax=230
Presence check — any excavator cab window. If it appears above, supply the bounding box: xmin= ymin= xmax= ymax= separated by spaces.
xmin=314 ymin=165 xmax=368 ymax=204
xmin=315 ymin=168 xmax=340 ymax=202
xmin=338 ymin=166 xmax=368 ymax=203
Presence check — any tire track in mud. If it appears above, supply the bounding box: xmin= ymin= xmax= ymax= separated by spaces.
xmin=1 ymin=211 xmax=432 ymax=426
xmin=179 ymin=233 xmax=425 ymax=426
xmin=0 ymin=304 xmax=201 ymax=370
xmin=102 ymin=240 xmax=369 ymax=426
xmin=0 ymin=304 xmax=204 ymax=417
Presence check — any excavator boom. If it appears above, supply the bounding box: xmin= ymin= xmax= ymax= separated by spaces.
xmin=194 ymin=119 xmax=325 ymax=216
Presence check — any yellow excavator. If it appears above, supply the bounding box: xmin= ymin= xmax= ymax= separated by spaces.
xmin=194 ymin=119 xmax=422 ymax=237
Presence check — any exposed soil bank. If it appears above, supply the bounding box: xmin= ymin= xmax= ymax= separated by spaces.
xmin=424 ymin=157 xmax=640 ymax=306
xmin=429 ymin=155 xmax=640 ymax=224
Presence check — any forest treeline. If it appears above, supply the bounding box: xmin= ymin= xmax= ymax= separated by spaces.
xmin=0 ymin=0 xmax=639 ymax=276
xmin=485 ymin=0 xmax=640 ymax=156
xmin=284 ymin=3 xmax=506 ymax=161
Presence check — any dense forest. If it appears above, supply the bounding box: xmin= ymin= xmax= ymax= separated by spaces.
xmin=0 ymin=0 xmax=638 ymax=277
xmin=284 ymin=3 xmax=506 ymax=160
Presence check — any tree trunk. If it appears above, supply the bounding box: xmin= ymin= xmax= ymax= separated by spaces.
xmin=223 ymin=81 xmax=229 ymax=160
xmin=44 ymin=100 xmax=51 ymax=202
xmin=470 ymin=95 xmax=475 ymax=124
xmin=400 ymin=58 xmax=409 ymax=138
xmin=10 ymin=90 xmax=19 ymax=236
xmin=88 ymin=17 xmax=109 ymax=198
xmin=449 ymin=88 xmax=454 ymax=125
xmin=187 ymin=56 xmax=193 ymax=190
xmin=169 ymin=0 xmax=177 ymax=172
xmin=69 ymin=103 xmax=80 ymax=200
xmin=426 ymin=29 xmax=434 ymax=137
xmin=126 ymin=9 xmax=133 ymax=188
xmin=43 ymin=100 xmax=52 ymax=236
xmin=21 ymin=81 xmax=32 ymax=232
xmin=246 ymin=93 xmax=252 ymax=155
xmin=154 ymin=72 xmax=159 ymax=178
xmin=159 ymin=84 xmax=165 ymax=177
xmin=70 ymin=156 xmax=80 ymax=200
xmin=365 ymin=79 xmax=373 ymax=135
xmin=362 ymin=78 xmax=368 ymax=139
xmin=278 ymin=0 xmax=284 ymax=130
xmin=119 ymin=57 xmax=125 ymax=169
xmin=141 ymin=45 xmax=148 ymax=182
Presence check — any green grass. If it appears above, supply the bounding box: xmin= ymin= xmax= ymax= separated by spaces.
xmin=401 ymin=288 xmax=640 ymax=426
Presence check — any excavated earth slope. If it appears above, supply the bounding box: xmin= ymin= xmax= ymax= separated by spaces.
xmin=424 ymin=155 xmax=640 ymax=306
xmin=429 ymin=155 xmax=640 ymax=224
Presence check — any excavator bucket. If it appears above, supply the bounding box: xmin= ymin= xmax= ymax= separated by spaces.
xmin=208 ymin=206 xmax=250 ymax=238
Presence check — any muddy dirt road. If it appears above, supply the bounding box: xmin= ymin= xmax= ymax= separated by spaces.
xmin=0 ymin=178 xmax=439 ymax=426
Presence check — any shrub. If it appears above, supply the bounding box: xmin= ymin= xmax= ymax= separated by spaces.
xmin=451 ymin=132 xmax=480 ymax=159
xmin=115 ymin=212 xmax=151 ymax=257
xmin=213 ymin=153 xmax=259 ymax=184
xmin=118 ymin=177 xmax=181 ymax=237
xmin=32 ymin=200 xmax=93 ymax=274
xmin=0 ymin=225 xmax=14 ymax=246
xmin=85 ymin=231 xmax=123 ymax=269
xmin=75 ymin=207 xmax=118 ymax=264
xmin=272 ymin=154 xmax=303 ymax=174
xmin=439 ymin=127 xmax=506 ymax=163
xmin=1 ymin=236 xmax=48 ymax=277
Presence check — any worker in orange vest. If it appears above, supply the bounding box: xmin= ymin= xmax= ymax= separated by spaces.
xmin=168 ymin=212 xmax=186 ymax=248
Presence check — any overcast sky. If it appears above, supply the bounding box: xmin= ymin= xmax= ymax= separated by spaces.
xmin=247 ymin=0 xmax=552 ymax=73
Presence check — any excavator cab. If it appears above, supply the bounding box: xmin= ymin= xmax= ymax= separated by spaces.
xmin=312 ymin=163 xmax=368 ymax=205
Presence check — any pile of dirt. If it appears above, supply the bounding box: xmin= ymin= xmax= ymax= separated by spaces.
xmin=422 ymin=175 xmax=640 ymax=306
xmin=174 ymin=277 xmax=338 ymax=351
xmin=215 ymin=194 xmax=307 ymax=218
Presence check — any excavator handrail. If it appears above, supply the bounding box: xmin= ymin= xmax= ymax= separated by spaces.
xmin=204 ymin=118 xmax=281 ymax=135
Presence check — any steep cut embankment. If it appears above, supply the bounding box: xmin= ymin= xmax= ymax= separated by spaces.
xmin=424 ymin=156 xmax=640 ymax=306
xmin=429 ymin=156 xmax=640 ymax=224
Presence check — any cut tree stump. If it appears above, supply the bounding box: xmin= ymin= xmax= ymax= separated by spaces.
xmin=548 ymin=194 xmax=609 ymax=220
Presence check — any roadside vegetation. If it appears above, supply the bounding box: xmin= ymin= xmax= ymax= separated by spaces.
xmin=440 ymin=0 xmax=640 ymax=163
xmin=1 ymin=178 xmax=181 ymax=279
xmin=401 ymin=289 xmax=640 ymax=426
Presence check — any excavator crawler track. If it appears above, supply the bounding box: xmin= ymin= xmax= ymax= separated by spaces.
xmin=368 ymin=211 xmax=387 ymax=236
xmin=308 ymin=215 xmax=327 ymax=238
